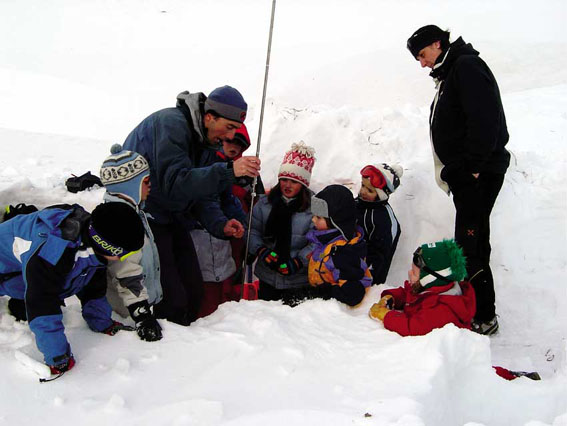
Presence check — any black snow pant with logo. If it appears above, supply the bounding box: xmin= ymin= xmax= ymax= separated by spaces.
xmin=451 ymin=172 xmax=505 ymax=322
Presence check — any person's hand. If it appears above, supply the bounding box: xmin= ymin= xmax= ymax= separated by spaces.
xmin=223 ymin=219 xmax=245 ymax=238
xmin=136 ymin=317 xmax=163 ymax=342
xmin=369 ymin=295 xmax=393 ymax=322
xmin=103 ymin=320 xmax=135 ymax=335
xmin=128 ymin=301 xmax=163 ymax=342
xmin=263 ymin=251 xmax=279 ymax=269
xmin=233 ymin=156 xmax=261 ymax=178
xmin=257 ymin=247 xmax=279 ymax=269
xmin=276 ymin=258 xmax=303 ymax=276
xmin=378 ymin=294 xmax=394 ymax=309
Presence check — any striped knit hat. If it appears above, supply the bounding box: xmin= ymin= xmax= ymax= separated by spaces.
xmin=413 ymin=239 xmax=467 ymax=288
xmin=278 ymin=141 xmax=316 ymax=188
xmin=360 ymin=163 xmax=403 ymax=201
xmin=100 ymin=144 xmax=150 ymax=206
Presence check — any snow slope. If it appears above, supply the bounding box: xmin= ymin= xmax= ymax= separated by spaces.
xmin=0 ymin=1 xmax=566 ymax=425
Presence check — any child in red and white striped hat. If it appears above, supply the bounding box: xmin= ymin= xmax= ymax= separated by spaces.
xmin=248 ymin=141 xmax=316 ymax=305
xmin=356 ymin=163 xmax=403 ymax=285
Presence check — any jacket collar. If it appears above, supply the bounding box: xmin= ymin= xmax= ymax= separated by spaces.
xmin=176 ymin=91 xmax=207 ymax=144
xmin=429 ymin=37 xmax=479 ymax=82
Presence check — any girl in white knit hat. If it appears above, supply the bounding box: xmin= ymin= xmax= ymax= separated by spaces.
xmin=248 ymin=141 xmax=316 ymax=305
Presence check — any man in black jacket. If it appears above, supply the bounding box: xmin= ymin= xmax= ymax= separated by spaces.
xmin=407 ymin=25 xmax=510 ymax=335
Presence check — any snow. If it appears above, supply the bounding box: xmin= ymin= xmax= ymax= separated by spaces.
xmin=0 ymin=0 xmax=566 ymax=425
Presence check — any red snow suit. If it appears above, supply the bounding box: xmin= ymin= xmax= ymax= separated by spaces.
xmin=381 ymin=280 xmax=476 ymax=337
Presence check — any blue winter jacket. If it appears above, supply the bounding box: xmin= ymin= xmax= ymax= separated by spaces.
xmin=123 ymin=91 xmax=240 ymax=236
xmin=0 ymin=207 xmax=113 ymax=365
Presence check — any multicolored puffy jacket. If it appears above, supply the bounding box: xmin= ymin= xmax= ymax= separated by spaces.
xmin=307 ymin=227 xmax=372 ymax=306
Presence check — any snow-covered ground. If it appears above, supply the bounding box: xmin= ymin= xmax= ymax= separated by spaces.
xmin=1 ymin=1 xmax=566 ymax=425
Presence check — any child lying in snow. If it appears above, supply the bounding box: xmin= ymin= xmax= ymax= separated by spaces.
xmin=368 ymin=239 xmax=540 ymax=380
xmin=369 ymin=239 xmax=474 ymax=336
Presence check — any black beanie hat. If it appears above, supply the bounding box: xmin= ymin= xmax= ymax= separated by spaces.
xmin=88 ymin=202 xmax=145 ymax=258
xmin=407 ymin=25 xmax=450 ymax=58
xmin=311 ymin=184 xmax=357 ymax=240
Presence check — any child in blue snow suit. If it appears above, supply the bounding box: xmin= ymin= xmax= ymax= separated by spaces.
xmin=308 ymin=184 xmax=373 ymax=306
xmin=356 ymin=163 xmax=403 ymax=285
xmin=100 ymin=145 xmax=163 ymax=341
xmin=0 ymin=203 xmax=144 ymax=375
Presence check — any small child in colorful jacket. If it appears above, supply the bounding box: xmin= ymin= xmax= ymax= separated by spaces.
xmin=307 ymin=184 xmax=372 ymax=306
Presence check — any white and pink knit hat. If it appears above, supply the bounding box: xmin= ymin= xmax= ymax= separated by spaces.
xmin=278 ymin=141 xmax=316 ymax=188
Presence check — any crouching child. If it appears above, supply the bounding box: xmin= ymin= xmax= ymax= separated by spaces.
xmin=0 ymin=203 xmax=145 ymax=376
xmin=100 ymin=146 xmax=163 ymax=341
xmin=308 ymin=184 xmax=372 ymax=306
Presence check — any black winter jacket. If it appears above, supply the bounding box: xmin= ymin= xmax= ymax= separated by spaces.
xmin=355 ymin=197 xmax=400 ymax=285
xmin=429 ymin=37 xmax=510 ymax=189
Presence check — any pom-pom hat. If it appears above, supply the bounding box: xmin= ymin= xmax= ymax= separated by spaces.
xmin=100 ymin=144 xmax=150 ymax=206
xmin=278 ymin=141 xmax=316 ymax=188
xmin=412 ymin=239 xmax=467 ymax=288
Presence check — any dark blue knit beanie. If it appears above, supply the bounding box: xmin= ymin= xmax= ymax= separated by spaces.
xmin=205 ymin=85 xmax=248 ymax=123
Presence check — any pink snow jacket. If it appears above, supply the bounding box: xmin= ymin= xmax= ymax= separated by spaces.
xmin=381 ymin=280 xmax=476 ymax=337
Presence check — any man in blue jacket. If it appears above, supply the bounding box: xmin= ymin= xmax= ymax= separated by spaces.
xmin=123 ymin=85 xmax=261 ymax=325
xmin=407 ymin=25 xmax=510 ymax=335
xmin=0 ymin=203 xmax=145 ymax=376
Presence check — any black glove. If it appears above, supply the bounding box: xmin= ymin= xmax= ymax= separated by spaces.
xmin=128 ymin=301 xmax=162 ymax=342
xmin=276 ymin=257 xmax=303 ymax=276
xmin=7 ymin=298 xmax=27 ymax=322
xmin=103 ymin=320 xmax=135 ymax=336
xmin=258 ymin=247 xmax=280 ymax=270
xmin=135 ymin=317 xmax=162 ymax=342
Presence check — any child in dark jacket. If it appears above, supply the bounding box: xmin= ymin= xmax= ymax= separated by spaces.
xmin=308 ymin=184 xmax=372 ymax=306
xmin=356 ymin=163 xmax=402 ymax=285
xmin=368 ymin=238 xmax=541 ymax=380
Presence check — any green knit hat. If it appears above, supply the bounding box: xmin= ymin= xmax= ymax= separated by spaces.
xmin=413 ymin=239 xmax=467 ymax=288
